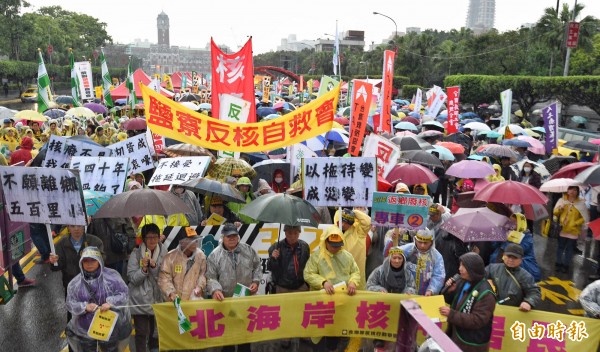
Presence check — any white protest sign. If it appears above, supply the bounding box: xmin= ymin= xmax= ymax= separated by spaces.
xmin=500 ymin=89 xmax=512 ymax=129
xmin=302 ymin=157 xmax=377 ymax=207
xmin=108 ymin=134 xmax=154 ymax=174
xmin=43 ymin=135 xmax=112 ymax=169
xmin=218 ymin=94 xmax=251 ymax=160
xmin=0 ymin=166 xmax=86 ymax=225
xmin=148 ymin=156 xmax=212 ymax=186
xmin=286 ymin=143 xmax=318 ymax=184
xmin=75 ymin=61 xmax=94 ymax=101
xmin=362 ymin=134 xmax=400 ymax=178
xmin=427 ymin=85 xmax=447 ymax=117
xmin=70 ymin=156 xmax=130 ymax=194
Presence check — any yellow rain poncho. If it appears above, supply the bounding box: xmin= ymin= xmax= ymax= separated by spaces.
xmin=333 ymin=209 xmax=370 ymax=289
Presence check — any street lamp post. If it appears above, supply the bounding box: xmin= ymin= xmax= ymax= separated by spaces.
xmin=373 ymin=11 xmax=398 ymax=39
xmin=359 ymin=61 xmax=368 ymax=78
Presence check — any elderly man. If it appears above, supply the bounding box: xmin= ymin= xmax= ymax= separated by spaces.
xmin=399 ymin=228 xmax=445 ymax=296
xmin=268 ymin=224 xmax=310 ymax=293
xmin=206 ymin=223 xmax=262 ymax=352
xmin=485 ymin=243 xmax=541 ymax=311
xmin=158 ymin=235 xmax=207 ymax=302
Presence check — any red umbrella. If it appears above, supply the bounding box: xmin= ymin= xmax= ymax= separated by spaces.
xmin=402 ymin=117 xmax=420 ymax=126
xmin=550 ymin=162 xmax=594 ymax=180
xmin=588 ymin=218 xmax=600 ymax=240
xmin=385 ymin=163 xmax=438 ymax=186
xmin=473 ymin=180 xmax=548 ymax=205
xmin=436 ymin=142 xmax=465 ymax=154
xmin=378 ymin=176 xmax=392 ymax=192
xmin=123 ymin=117 xmax=147 ymax=130
xmin=334 ymin=116 xmax=350 ymax=125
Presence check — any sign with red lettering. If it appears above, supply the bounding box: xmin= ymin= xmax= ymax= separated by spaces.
xmin=446 ymin=86 xmax=460 ymax=134
xmin=566 ymin=22 xmax=580 ymax=48
xmin=348 ymin=80 xmax=373 ymax=156
xmin=378 ymin=50 xmax=395 ymax=133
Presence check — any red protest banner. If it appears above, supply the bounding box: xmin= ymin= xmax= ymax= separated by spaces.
xmin=566 ymin=22 xmax=580 ymax=48
xmin=348 ymin=80 xmax=373 ymax=156
xmin=446 ymin=86 xmax=460 ymax=134
xmin=379 ymin=50 xmax=395 ymax=134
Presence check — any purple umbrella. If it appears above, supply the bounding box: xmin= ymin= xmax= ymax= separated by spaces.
xmin=83 ymin=102 xmax=108 ymax=114
xmin=441 ymin=207 xmax=510 ymax=242
xmin=445 ymin=160 xmax=495 ymax=179
xmin=42 ymin=108 xmax=66 ymax=119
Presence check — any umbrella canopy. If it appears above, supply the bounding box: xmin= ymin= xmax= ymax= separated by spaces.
xmin=418 ymin=130 xmax=444 ymax=138
xmin=562 ymin=140 xmax=599 ymax=153
xmin=83 ymin=102 xmax=109 ymax=114
xmin=324 ymin=128 xmax=349 ymax=144
xmin=571 ymin=115 xmax=588 ymax=124
xmin=550 ymin=162 xmax=594 ymax=180
xmin=123 ymin=117 xmax=147 ymax=130
xmin=497 ymin=124 xmax=526 ymax=135
xmin=178 ymin=94 xmax=201 ymax=102
xmin=180 ymin=102 xmax=200 ymax=111
xmin=163 ymin=143 xmax=215 ymax=161
xmin=83 ymin=190 xmax=113 ymax=216
xmin=394 ymin=121 xmax=418 ymax=131
xmin=474 ymin=180 xmax=548 ymax=205
xmin=0 ymin=106 xmax=17 ymax=120
xmin=540 ymin=178 xmax=584 ymax=193
xmin=54 ymin=95 xmax=75 ymax=105
xmin=510 ymin=159 xmax=550 ymax=179
xmin=402 ymin=117 xmax=420 ymax=126
xmin=427 ymin=145 xmax=455 ymax=161
xmin=463 ymin=122 xmax=490 ymax=131
xmin=422 ymin=120 xmax=445 ymax=132
xmin=257 ymin=107 xmax=277 ymax=117
xmin=14 ymin=110 xmax=47 ymax=122
xmin=441 ymin=207 xmax=509 ymax=242
xmin=436 ymin=142 xmax=465 ymax=154
xmin=301 ymin=135 xmax=327 ymax=151
xmin=478 ymin=130 xmax=501 ymax=139
xmin=334 ymin=116 xmax=350 ymax=125
xmin=502 ymin=139 xmax=531 ymax=148
xmin=42 ymin=108 xmax=66 ymax=119
xmin=385 ymin=163 xmax=438 ymax=186
xmin=94 ymin=189 xmax=193 ymax=218
xmin=198 ymin=102 xmax=212 ymax=110
xmin=390 ymin=135 xmax=433 ymax=151
xmin=207 ymin=157 xmax=256 ymax=182
xmin=530 ymin=127 xmax=546 ymax=134
xmin=378 ymin=176 xmax=393 ymax=192
xmin=394 ymin=131 xmax=417 ymax=137
xmin=574 ymin=164 xmax=600 ymax=185
xmin=179 ymin=177 xmax=245 ymax=203
xmin=399 ymin=150 xmax=443 ymax=168
xmin=542 ymin=156 xmax=577 ymax=175
xmin=240 ymin=193 xmax=321 ymax=227
xmin=476 ymin=144 xmax=519 ymax=160
xmin=66 ymin=107 xmax=96 ymax=119
xmin=252 ymin=159 xmax=291 ymax=189
xmin=517 ymin=136 xmax=545 ymax=155
xmin=446 ymin=160 xmax=495 ymax=179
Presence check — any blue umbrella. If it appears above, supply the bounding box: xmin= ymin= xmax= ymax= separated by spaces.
xmin=394 ymin=121 xmax=418 ymax=131
xmin=114 ymin=98 xmax=127 ymax=106
xmin=257 ymin=107 xmax=277 ymax=117
xmin=394 ymin=99 xmax=410 ymax=106
xmin=43 ymin=109 xmax=66 ymax=119
xmin=324 ymin=128 xmax=349 ymax=144
xmin=83 ymin=190 xmax=113 ymax=216
xmin=427 ymin=145 xmax=455 ymax=161
xmin=422 ymin=120 xmax=445 ymax=131
xmin=459 ymin=118 xmax=484 ymax=125
xmin=408 ymin=112 xmax=421 ymax=118
xmin=301 ymin=135 xmax=327 ymax=151
xmin=436 ymin=114 xmax=448 ymax=121
xmin=467 ymin=154 xmax=485 ymax=161
xmin=263 ymin=114 xmax=281 ymax=121
xmin=502 ymin=139 xmax=531 ymax=148
xmin=198 ymin=103 xmax=211 ymax=110
xmin=461 ymin=112 xmax=479 ymax=119
xmin=479 ymin=130 xmax=502 ymax=139
xmin=571 ymin=116 xmax=587 ymax=124
xmin=531 ymin=127 xmax=546 ymax=134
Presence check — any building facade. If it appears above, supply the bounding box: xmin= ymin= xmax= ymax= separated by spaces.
xmin=466 ymin=0 xmax=495 ymax=34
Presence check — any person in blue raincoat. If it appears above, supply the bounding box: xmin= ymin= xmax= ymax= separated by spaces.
xmin=399 ymin=228 xmax=445 ymax=296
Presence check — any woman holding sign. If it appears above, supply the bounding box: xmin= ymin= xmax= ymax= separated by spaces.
xmin=65 ymin=246 xmax=131 ymax=352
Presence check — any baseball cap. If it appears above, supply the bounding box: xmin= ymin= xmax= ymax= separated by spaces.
xmin=327 ymin=233 xmax=344 ymax=247
xmin=504 ymin=243 xmax=524 ymax=259
xmin=221 ymin=223 xmax=239 ymax=237
xmin=341 ymin=209 xmax=355 ymax=224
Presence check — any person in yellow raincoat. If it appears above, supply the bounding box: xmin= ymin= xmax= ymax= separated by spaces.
xmin=333 ymin=208 xmax=371 ymax=289
xmin=1 ymin=126 xmax=20 ymax=152
xmin=303 ymin=226 xmax=360 ymax=352
xmin=486 ymin=164 xmax=505 ymax=182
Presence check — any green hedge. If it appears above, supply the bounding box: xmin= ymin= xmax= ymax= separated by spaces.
xmin=301 ymin=75 xmax=410 ymax=88
xmin=401 ymin=85 xmax=425 ymax=99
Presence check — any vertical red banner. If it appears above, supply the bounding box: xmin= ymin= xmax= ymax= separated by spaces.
xmin=349 ymin=80 xmax=373 ymax=156
xmin=379 ymin=50 xmax=395 ymax=134
xmin=211 ymin=38 xmax=256 ymax=122
xmin=446 ymin=86 xmax=460 ymax=134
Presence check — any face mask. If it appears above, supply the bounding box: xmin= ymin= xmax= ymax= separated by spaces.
xmin=523 ymin=167 xmax=532 ymax=173
xmin=274 ymin=177 xmax=283 ymax=183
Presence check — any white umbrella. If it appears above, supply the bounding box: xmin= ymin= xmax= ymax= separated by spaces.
xmin=0 ymin=106 xmax=17 ymax=120
xmin=540 ymin=178 xmax=584 ymax=193
xmin=510 ymin=159 xmax=550 ymax=179
xmin=180 ymin=102 xmax=200 ymax=111
xmin=463 ymin=122 xmax=491 ymax=131
xmin=497 ymin=124 xmax=526 ymax=135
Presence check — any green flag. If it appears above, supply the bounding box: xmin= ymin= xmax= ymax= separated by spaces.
xmin=100 ymin=48 xmax=114 ymax=108
xmin=126 ymin=56 xmax=137 ymax=113
xmin=69 ymin=49 xmax=81 ymax=107
xmin=37 ymin=49 xmax=52 ymax=113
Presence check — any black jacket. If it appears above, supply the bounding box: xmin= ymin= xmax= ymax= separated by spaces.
xmin=267 ymin=239 xmax=310 ymax=290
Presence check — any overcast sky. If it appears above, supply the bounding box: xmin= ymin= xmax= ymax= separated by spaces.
xmin=25 ymin=0 xmax=600 ymax=54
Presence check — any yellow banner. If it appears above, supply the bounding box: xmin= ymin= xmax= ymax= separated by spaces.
xmin=141 ymin=83 xmax=337 ymax=152
xmin=153 ymin=292 xmax=600 ymax=351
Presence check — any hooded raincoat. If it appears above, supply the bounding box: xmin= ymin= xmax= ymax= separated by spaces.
xmin=554 ymin=195 xmax=589 ymax=239
xmin=158 ymin=239 xmax=207 ymax=301
xmin=206 ymin=239 xmax=262 ymax=298
xmin=367 ymin=250 xmax=416 ymax=294
xmin=303 ymin=226 xmax=361 ymax=291
xmin=400 ymin=234 xmax=445 ymax=295
xmin=334 ymin=209 xmax=371 ymax=289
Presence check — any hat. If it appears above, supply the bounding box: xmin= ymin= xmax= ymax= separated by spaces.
xmin=221 ymin=223 xmax=239 ymax=236
xmin=504 ymin=243 xmax=524 ymax=259
xmin=341 ymin=209 xmax=355 ymax=224
xmin=283 ymin=224 xmax=301 ymax=231
xmin=459 ymin=252 xmax=485 ymax=282
xmin=395 ymin=182 xmax=409 ymax=193
xmin=257 ymin=178 xmax=272 ymax=192
xmin=387 ymin=246 xmax=404 ymax=257
xmin=3 ymin=118 xmax=10 ymax=124
xmin=414 ymin=228 xmax=433 ymax=242
xmin=236 ymin=176 xmax=252 ymax=186
xmin=493 ymin=164 xmax=502 ymax=171
xmin=428 ymin=204 xmax=441 ymax=215
xmin=210 ymin=196 xmax=224 ymax=206
xmin=326 ymin=233 xmax=344 ymax=247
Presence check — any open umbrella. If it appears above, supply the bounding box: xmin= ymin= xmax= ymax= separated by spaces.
xmin=436 ymin=142 xmax=465 ymax=154
xmin=94 ymin=189 xmax=193 ymax=218
xmin=542 ymin=156 xmax=576 ymax=175
xmin=418 ymin=130 xmax=444 ymax=138
xmin=66 ymin=107 xmax=96 ymax=119
xmin=497 ymin=124 xmax=526 ymax=135
xmin=54 ymin=95 xmax=75 ymax=106
xmin=301 ymin=135 xmax=327 ymax=151
xmin=502 ymin=139 xmax=531 ymax=148
xmin=571 ymin=115 xmax=588 ymax=124
xmin=390 ymin=135 xmax=433 ymax=151
xmin=198 ymin=103 xmax=212 ymax=110
xmin=180 ymin=102 xmax=200 ymax=111
xmin=463 ymin=122 xmax=490 ymax=131
xmin=517 ymin=136 xmax=545 ymax=155
xmin=0 ymin=107 xmax=17 ymax=120
xmin=562 ymin=140 xmax=599 ymax=154
xmin=550 ymin=162 xmax=594 ymax=180
xmin=441 ymin=207 xmax=509 ymax=242
xmin=14 ymin=110 xmax=47 ymax=122
xmin=240 ymin=193 xmax=321 ymax=227
xmin=399 ymin=150 xmax=443 ymax=168
xmin=427 ymin=145 xmax=455 ymax=161
xmin=473 ymin=180 xmax=548 ymax=205
xmin=378 ymin=176 xmax=393 ymax=192
xmin=252 ymin=159 xmax=291 ymax=189
xmin=324 ymin=128 xmax=349 ymax=144
xmin=402 ymin=116 xmax=420 ymax=126
xmin=123 ymin=117 xmax=147 ymax=130
xmin=83 ymin=190 xmax=113 ymax=216
xmin=510 ymin=159 xmax=550 ymax=179
xmin=394 ymin=131 xmax=417 ymax=137
xmin=334 ymin=116 xmax=349 ymax=125
xmin=540 ymin=178 xmax=584 ymax=193
xmin=394 ymin=121 xmax=418 ymax=131
xmin=179 ymin=177 xmax=245 ymax=203
xmin=422 ymin=120 xmax=445 ymax=132
xmin=476 ymin=144 xmax=519 ymax=160
xmin=42 ymin=108 xmax=66 ymax=119
xmin=257 ymin=107 xmax=277 ymax=117
xmin=574 ymin=165 xmax=600 ymax=185
xmin=163 ymin=143 xmax=215 ymax=161
xmin=178 ymin=94 xmax=201 ymax=102
xmin=207 ymin=157 xmax=256 ymax=182
xmin=83 ymin=102 xmax=109 ymax=114
xmin=385 ymin=163 xmax=438 ymax=186
xmin=446 ymin=160 xmax=495 ymax=179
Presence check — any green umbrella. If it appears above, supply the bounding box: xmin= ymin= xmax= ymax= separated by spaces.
xmin=240 ymin=193 xmax=321 ymax=227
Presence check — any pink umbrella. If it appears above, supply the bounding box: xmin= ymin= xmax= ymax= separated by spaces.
xmin=550 ymin=162 xmax=594 ymax=180
xmin=446 ymin=160 xmax=495 ymax=179
xmin=590 ymin=138 xmax=600 ymax=145
xmin=441 ymin=207 xmax=510 ymax=242
xmin=517 ymin=136 xmax=545 ymax=155
xmin=385 ymin=163 xmax=438 ymax=186
xmin=474 ymin=180 xmax=548 ymax=205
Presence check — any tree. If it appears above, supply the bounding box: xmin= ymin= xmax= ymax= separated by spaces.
xmin=0 ymin=0 xmax=31 ymax=60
